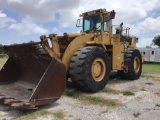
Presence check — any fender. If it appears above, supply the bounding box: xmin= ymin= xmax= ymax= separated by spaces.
xmin=62 ymin=34 xmax=94 ymax=71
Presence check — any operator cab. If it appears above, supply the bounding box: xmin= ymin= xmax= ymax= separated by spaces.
xmin=76 ymin=9 xmax=115 ymax=33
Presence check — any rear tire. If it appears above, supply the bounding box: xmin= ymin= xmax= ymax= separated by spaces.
xmin=69 ymin=46 xmax=111 ymax=92
xmin=118 ymin=49 xmax=142 ymax=80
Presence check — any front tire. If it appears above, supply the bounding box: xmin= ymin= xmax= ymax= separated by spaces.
xmin=69 ymin=46 xmax=111 ymax=92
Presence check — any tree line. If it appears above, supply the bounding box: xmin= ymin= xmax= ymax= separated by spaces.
xmin=0 ymin=40 xmax=35 ymax=54
xmin=0 ymin=44 xmax=5 ymax=54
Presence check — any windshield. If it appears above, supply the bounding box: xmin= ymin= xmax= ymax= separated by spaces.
xmin=83 ymin=15 xmax=101 ymax=32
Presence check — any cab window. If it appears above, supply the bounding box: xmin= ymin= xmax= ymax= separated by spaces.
xmin=83 ymin=15 xmax=101 ymax=32
xmin=104 ymin=16 xmax=109 ymax=31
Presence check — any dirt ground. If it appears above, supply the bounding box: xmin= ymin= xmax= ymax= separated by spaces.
xmin=0 ymin=74 xmax=160 ymax=120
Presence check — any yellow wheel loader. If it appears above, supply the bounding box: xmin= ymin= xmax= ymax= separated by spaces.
xmin=0 ymin=9 xmax=143 ymax=109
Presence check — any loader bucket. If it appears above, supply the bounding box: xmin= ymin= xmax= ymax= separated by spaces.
xmin=0 ymin=42 xmax=66 ymax=109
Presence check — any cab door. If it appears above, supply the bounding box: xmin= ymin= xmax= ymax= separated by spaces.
xmin=102 ymin=15 xmax=110 ymax=45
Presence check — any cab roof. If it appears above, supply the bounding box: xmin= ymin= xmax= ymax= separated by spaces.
xmin=81 ymin=8 xmax=110 ymax=17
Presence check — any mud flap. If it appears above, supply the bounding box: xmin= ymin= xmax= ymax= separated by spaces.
xmin=0 ymin=42 xmax=66 ymax=109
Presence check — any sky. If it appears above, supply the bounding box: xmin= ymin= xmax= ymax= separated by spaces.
xmin=0 ymin=0 xmax=160 ymax=48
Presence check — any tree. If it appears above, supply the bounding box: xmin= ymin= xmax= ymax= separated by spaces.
xmin=152 ymin=35 xmax=160 ymax=47
xmin=0 ymin=44 xmax=4 ymax=54
xmin=28 ymin=40 xmax=34 ymax=43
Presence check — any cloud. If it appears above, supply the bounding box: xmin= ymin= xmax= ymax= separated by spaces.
xmin=136 ymin=17 xmax=160 ymax=33
xmin=0 ymin=0 xmax=81 ymax=22
xmin=0 ymin=11 xmax=15 ymax=28
xmin=7 ymin=0 xmax=22 ymax=4
xmin=125 ymin=16 xmax=160 ymax=38
xmin=58 ymin=0 xmax=160 ymax=29
xmin=8 ymin=17 xmax=48 ymax=35
xmin=0 ymin=11 xmax=6 ymax=17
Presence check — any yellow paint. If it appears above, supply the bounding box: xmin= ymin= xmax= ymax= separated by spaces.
xmin=134 ymin=56 xmax=140 ymax=73
xmin=62 ymin=34 xmax=94 ymax=71
xmin=91 ymin=58 xmax=106 ymax=82
xmin=112 ymin=44 xmax=124 ymax=70
xmin=49 ymin=34 xmax=60 ymax=57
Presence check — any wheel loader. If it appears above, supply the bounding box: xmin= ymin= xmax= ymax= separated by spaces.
xmin=0 ymin=9 xmax=143 ymax=109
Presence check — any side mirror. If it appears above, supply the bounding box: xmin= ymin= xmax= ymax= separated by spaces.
xmin=120 ymin=22 xmax=123 ymax=31
xmin=110 ymin=10 xmax=116 ymax=19
xmin=76 ymin=19 xmax=83 ymax=27
xmin=120 ymin=22 xmax=123 ymax=27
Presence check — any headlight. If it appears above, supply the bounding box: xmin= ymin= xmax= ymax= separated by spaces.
xmin=94 ymin=31 xmax=101 ymax=36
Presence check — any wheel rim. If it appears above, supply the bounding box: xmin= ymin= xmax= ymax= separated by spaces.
xmin=91 ymin=58 xmax=106 ymax=82
xmin=134 ymin=56 xmax=140 ymax=73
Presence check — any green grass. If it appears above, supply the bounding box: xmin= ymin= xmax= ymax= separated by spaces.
xmin=142 ymin=63 xmax=160 ymax=74
xmin=0 ymin=57 xmax=8 ymax=68
xmin=145 ymin=82 xmax=154 ymax=85
xmin=102 ymin=87 xmax=136 ymax=96
xmin=140 ymin=88 xmax=146 ymax=91
xmin=101 ymin=87 xmax=121 ymax=94
xmin=17 ymin=109 xmax=65 ymax=120
xmin=122 ymin=91 xmax=135 ymax=96
xmin=102 ymin=87 xmax=135 ymax=96
xmin=81 ymin=96 xmax=121 ymax=106
xmin=155 ymin=91 xmax=160 ymax=96
xmin=141 ymin=74 xmax=160 ymax=81
xmin=65 ymin=89 xmax=122 ymax=107
xmin=133 ymin=112 xmax=141 ymax=118
xmin=53 ymin=110 xmax=65 ymax=119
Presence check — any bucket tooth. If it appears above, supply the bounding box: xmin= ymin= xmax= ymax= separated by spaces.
xmin=23 ymin=103 xmax=37 ymax=109
xmin=11 ymin=102 xmax=25 ymax=108
xmin=4 ymin=98 xmax=21 ymax=105
xmin=0 ymin=95 xmax=13 ymax=100
xmin=11 ymin=102 xmax=37 ymax=109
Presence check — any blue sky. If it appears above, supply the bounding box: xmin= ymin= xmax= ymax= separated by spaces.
xmin=0 ymin=0 xmax=160 ymax=47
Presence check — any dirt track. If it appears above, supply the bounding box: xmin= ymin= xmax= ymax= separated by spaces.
xmin=0 ymin=74 xmax=160 ymax=120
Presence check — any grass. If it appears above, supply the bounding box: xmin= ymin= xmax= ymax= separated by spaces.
xmin=145 ymin=82 xmax=154 ymax=85
xmin=53 ymin=110 xmax=65 ymax=119
xmin=133 ymin=112 xmax=141 ymax=118
xmin=65 ymin=89 xmax=122 ymax=107
xmin=156 ymin=104 xmax=160 ymax=107
xmin=81 ymin=96 xmax=121 ymax=106
xmin=122 ymin=91 xmax=135 ymax=96
xmin=140 ymin=88 xmax=146 ymax=91
xmin=0 ymin=57 xmax=7 ymax=68
xmin=17 ymin=109 xmax=65 ymax=120
xmin=102 ymin=87 xmax=135 ymax=96
xmin=155 ymin=91 xmax=160 ymax=96
xmin=141 ymin=74 xmax=160 ymax=81
xmin=154 ymin=77 xmax=160 ymax=81
xmin=142 ymin=63 xmax=160 ymax=74
xmin=101 ymin=87 xmax=121 ymax=94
